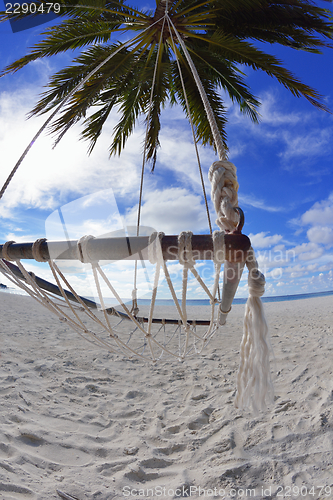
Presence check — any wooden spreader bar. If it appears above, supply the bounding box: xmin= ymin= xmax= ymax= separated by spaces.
xmin=0 ymin=233 xmax=251 ymax=263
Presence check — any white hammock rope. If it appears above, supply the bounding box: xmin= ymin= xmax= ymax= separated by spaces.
xmin=167 ymin=15 xmax=226 ymax=163
xmin=209 ymin=163 xmax=273 ymax=411
xmin=166 ymin=16 xmax=213 ymax=235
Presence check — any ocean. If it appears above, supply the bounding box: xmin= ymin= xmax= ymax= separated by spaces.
xmin=1 ymin=286 xmax=333 ymax=304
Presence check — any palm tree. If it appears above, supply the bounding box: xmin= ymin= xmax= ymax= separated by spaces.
xmin=1 ymin=0 xmax=332 ymax=168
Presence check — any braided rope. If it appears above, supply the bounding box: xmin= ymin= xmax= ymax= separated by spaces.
xmin=208 ymin=161 xmax=239 ymax=232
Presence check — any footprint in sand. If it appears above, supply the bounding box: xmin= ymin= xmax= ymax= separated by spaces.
xmin=140 ymin=457 xmax=173 ymax=468
xmin=0 ymin=482 xmax=34 ymax=496
xmin=157 ymin=443 xmax=186 ymax=455
xmin=17 ymin=433 xmax=91 ymax=466
xmin=165 ymin=424 xmax=181 ymax=434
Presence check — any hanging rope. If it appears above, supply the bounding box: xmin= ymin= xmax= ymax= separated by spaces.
xmin=131 ymin=9 xmax=168 ymax=316
xmin=166 ymin=17 xmax=273 ymax=410
xmin=167 ymin=16 xmax=240 ymax=237
xmin=167 ymin=16 xmax=227 ymax=163
xmin=167 ymin=16 xmax=213 ymax=235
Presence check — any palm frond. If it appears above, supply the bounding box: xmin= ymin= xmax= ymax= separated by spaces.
xmin=186 ymin=43 xmax=260 ymax=123
xmin=1 ymin=0 xmax=332 ymax=166
xmin=185 ymin=30 xmax=330 ymax=111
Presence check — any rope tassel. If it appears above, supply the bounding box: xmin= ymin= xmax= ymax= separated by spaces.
xmin=235 ymin=247 xmax=274 ymax=412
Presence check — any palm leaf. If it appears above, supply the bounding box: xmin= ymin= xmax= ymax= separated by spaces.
xmin=1 ymin=0 xmax=332 ymax=166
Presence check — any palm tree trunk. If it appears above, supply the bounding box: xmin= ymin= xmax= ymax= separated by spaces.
xmin=153 ymin=0 xmax=169 ymax=22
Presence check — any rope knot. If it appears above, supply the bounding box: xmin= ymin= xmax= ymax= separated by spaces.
xmin=2 ymin=241 xmax=16 ymax=261
xmin=212 ymin=230 xmax=225 ymax=264
xmin=248 ymin=269 xmax=266 ymax=297
xmin=208 ymin=161 xmax=239 ymax=232
xmin=178 ymin=231 xmax=195 ymax=268
xmin=77 ymin=235 xmax=96 ymax=263
xmin=148 ymin=232 xmax=164 ymax=265
xmin=32 ymin=238 xmax=48 ymax=262
xmin=245 ymin=247 xmax=265 ymax=297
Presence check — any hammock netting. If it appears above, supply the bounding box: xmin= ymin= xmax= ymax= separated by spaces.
xmin=0 ymin=231 xmax=237 ymax=361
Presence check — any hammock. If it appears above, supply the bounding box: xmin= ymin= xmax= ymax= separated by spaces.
xmin=0 ymin=7 xmax=273 ymax=411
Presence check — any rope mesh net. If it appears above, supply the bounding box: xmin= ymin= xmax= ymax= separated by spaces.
xmin=0 ymin=231 xmax=227 ymax=362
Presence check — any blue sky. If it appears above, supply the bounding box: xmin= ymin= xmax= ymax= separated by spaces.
xmin=0 ymin=0 xmax=333 ymax=300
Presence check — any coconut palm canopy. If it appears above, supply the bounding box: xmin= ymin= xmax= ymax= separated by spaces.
xmin=1 ymin=0 xmax=332 ymax=168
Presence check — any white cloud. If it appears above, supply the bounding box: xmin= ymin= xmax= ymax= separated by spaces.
xmin=268 ymin=267 xmax=284 ymax=279
xmin=239 ymin=193 xmax=284 ymax=213
xmin=276 ymin=281 xmax=285 ymax=287
xmin=0 ymin=85 xmax=218 ymax=237
xmin=158 ymin=125 xmax=217 ymax=194
xmin=124 ymin=187 xmax=210 ymax=234
xmin=259 ymin=92 xmax=306 ymax=126
xmin=0 ymin=88 xmax=147 ymax=217
xmin=301 ymin=192 xmax=333 ymax=226
xmin=249 ymin=231 xmax=283 ymax=248
xmin=307 ymin=226 xmax=333 ymax=247
xmin=44 ymin=189 xmax=126 ymax=240
xmin=306 ymin=263 xmax=318 ymax=272
xmin=280 ymin=194 xmax=333 ymax=270
xmin=227 ymin=90 xmax=305 ymax=128
xmin=279 ymin=128 xmax=333 ymax=160
xmin=318 ymin=262 xmax=333 ymax=272
xmin=291 ymin=241 xmax=323 ymax=261
xmin=226 ymin=89 xmax=333 ymax=177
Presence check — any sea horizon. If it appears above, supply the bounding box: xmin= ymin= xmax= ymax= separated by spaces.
xmin=1 ymin=285 xmax=333 ymax=305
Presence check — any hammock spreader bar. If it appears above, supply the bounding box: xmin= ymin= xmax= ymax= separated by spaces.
xmin=0 ymin=233 xmax=250 ymax=262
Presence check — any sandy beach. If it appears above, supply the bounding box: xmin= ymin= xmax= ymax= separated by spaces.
xmin=0 ymin=291 xmax=332 ymax=500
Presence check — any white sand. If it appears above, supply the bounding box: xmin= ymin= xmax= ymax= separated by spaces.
xmin=0 ymin=292 xmax=332 ymax=499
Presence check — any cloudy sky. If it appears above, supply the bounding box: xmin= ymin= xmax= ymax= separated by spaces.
xmin=0 ymin=0 xmax=333 ymax=301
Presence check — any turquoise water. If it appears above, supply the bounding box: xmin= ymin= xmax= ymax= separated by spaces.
xmin=131 ymin=289 xmax=333 ymax=306
xmin=1 ymin=286 xmax=333 ymax=304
